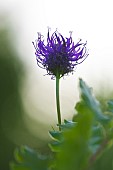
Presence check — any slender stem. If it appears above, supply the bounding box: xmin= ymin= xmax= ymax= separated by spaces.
xmin=56 ymin=75 xmax=61 ymax=131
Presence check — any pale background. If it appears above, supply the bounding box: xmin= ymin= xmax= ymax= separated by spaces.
xmin=0 ymin=0 xmax=113 ymax=135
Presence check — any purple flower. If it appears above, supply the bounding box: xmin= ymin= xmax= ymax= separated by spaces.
xmin=32 ymin=29 xmax=88 ymax=79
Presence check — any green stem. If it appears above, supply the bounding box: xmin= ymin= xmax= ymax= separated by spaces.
xmin=56 ymin=74 xmax=61 ymax=131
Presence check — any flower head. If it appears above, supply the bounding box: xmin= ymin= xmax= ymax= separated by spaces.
xmin=33 ymin=29 xmax=88 ymax=79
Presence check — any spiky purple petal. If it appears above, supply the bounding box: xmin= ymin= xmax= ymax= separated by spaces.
xmin=33 ymin=29 xmax=88 ymax=78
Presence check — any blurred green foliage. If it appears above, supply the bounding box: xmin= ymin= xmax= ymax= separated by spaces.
xmin=0 ymin=20 xmax=49 ymax=170
xmin=11 ymin=146 xmax=49 ymax=170
xmin=11 ymin=79 xmax=113 ymax=170
xmin=0 ymin=25 xmax=25 ymax=169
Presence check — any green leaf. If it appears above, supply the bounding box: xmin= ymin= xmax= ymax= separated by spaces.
xmin=49 ymin=130 xmax=63 ymax=152
xmin=49 ymin=131 xmax=63 ymax=142
xmin=107 ymin=100 xmax=113 ymax=113
xmin=58 ymin=119 xmax=77 ymax=130
xmin=90 ymin=144 xmax=113 ymax=170
xmin=89 ymin=123 xmax=105 ymax=154
xmin=75 ymin=78 xmax=110 ymax=125
xmin=48 ymin=141 xmax=62 ymax=152
xmin=55 ymin=108 xmax=93 ymax=170
xmin=49 ymin=120 xmax=76 ymax=153
xmin=10 ymin=146 xmax=49 ymax=170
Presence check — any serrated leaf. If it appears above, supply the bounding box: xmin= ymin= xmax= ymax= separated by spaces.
xmin=89 ymin=124 xmax=105 ymax=154
xmin=49 ymin=120 xmax=77 ymax=153
xmin=58 ymin=119 xmax=77 ymax=130
xmin=55 ymin=108 xmax=93 ymax=170
xmin=49 ymin=131 xmax=63 ymax=142
xmin=48 ymin=141 xmax=62 ymax=152
xmin=76 ymin=79 xmax=110 ymax=125
xmin=10 ymin=146 xmax=49 ymax=170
